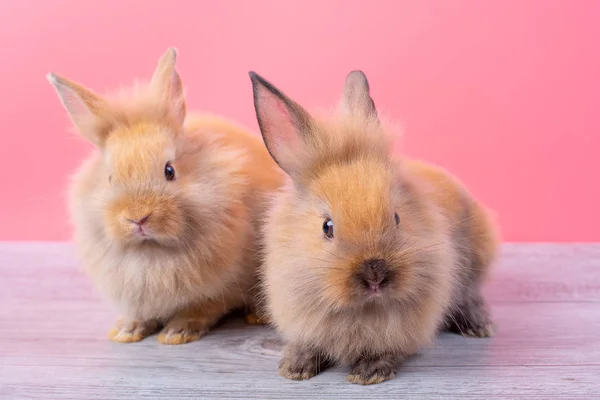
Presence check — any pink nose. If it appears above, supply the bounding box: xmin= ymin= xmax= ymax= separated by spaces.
xmin=127 ymin=214 xmax=151 ymax=226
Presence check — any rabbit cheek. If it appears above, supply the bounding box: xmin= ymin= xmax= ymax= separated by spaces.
xmin=322 ymin=261 xmax=358 ymax=308
xmin=105 ymin=197 xmax=134 ymax=241
xmin=144 ymin=197 xmax=183 ymax=240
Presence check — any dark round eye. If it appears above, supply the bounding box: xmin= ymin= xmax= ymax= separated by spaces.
xmin=394 ymin=212 xmax=400 ymax=225
xmin=323 ymin=218 xmax=334 ymax=239
xmin=108 ymin=175 xmax=112 ymax=183
xmin=164 ymin=162 xmax=176 ymax=181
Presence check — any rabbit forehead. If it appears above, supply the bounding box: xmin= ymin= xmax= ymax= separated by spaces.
xmin=309 ymin=157 xmax=398 ymax=230
xmin=105 ymin=123 xmax=176 ymax=178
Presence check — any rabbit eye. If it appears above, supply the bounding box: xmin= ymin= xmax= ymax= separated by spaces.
xmin=108 ymin=175 xmax=112 ymax=184
xmin=323 ymin=219 xmax=334 ymax=239
xmin=394 ymin=212 xmax=400 ymax=225
xmin=164 ymin=162 xmax=176 ymax=181
xmin=323 ymin=218 xmax=334 ymax=239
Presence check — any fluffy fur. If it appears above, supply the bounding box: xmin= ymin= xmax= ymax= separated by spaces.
xmin=47 ymin=49 xmax=283 ymax=344
xmin=250 ymin=70 xmax=499 ymax=384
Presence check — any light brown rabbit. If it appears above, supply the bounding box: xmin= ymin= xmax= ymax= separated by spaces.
xmin=250 ymin=70 xmax=499 ymax=384
xmin=47 ymin=48 xmax=283 ymax=344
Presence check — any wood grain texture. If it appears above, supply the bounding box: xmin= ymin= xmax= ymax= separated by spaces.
xmin=0 ymin=243 xmax=599 ymax=399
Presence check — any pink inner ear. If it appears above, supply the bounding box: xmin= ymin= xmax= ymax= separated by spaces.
xmin=58 ymin=85 xmax=94 ymax=120
xmin=169 ymin=70 xmax=183 ymax=98
xmin=259 ymin=88 xmax=301 ymax=155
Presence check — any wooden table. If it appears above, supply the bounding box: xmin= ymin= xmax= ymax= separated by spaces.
xmin=1 ymin=243 xmax=598 ymax=399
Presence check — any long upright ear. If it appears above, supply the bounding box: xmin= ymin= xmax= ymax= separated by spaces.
xmin=47 ymin=72 xmax=111 ymax=146
xmin=151 ymin=47 xmax=186 ymax=125
xmin=340 ymin=70 xmax=378 ymax=121
xmin=249 ymin=72 xmax=314 ymax=177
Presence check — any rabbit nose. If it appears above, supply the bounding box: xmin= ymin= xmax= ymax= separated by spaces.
xmin=126 ymin=213 xmax=151 ymax=226
xmin=358 ymin=258 xmax=391 ymax=291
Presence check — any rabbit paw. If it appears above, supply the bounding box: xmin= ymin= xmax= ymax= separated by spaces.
xmin=347 ymin=355 xmax=398 ymax=385
xmin=157 ymin=319 xmax=208 ymax=345
xmin=108 ymin=318 xmax=159 ymax=343
xmin=463 ymin=322 xmax=495 ymax=338
xmin=278 ymin=344 xmax=327 ymax=381
xmin=446 ymin=288 xmax=495 ymax=338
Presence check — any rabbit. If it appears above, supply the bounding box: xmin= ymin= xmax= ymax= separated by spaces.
xmin=47 ymin=48 xmax=283 ymax=344
xmin=249 ymin=70 xmax=499 ymax=384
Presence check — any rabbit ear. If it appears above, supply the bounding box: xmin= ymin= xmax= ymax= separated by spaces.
xmin=341 ymin=70 xmax=378 ymax=122
xmin=151 ymin=47 xmax=186 ymax=125
xmin=249 ymin=72 xmax=314 ymax=176
xmin=47 ymin=72 xmax=111 ymax=146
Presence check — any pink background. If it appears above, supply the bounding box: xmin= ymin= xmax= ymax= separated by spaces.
xmin=1 ymin=0 xmax=599 ymax=242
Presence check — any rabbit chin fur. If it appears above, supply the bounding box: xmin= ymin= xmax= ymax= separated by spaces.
xmin=254 ymin=71 xmax=499 ymax=367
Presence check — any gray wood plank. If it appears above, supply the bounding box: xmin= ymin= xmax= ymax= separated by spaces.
xmin=485 ymin=243 xmax=600 ymax=302
xmin=3 ymin=365 xmax=599 ymax=399
xmin=0 ymin=243 xmax=599 ymax=399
